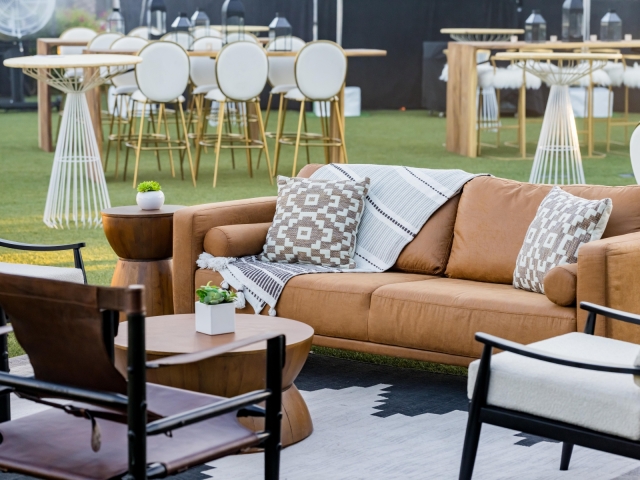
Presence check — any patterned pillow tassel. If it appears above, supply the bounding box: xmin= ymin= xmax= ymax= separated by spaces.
xmin=197 ymin=252 xmax=237 ymax=271
xmin=269 ymin=307 xmax=277 ymax=316
xmin=235 ymin=288 xmax=246 ymax=309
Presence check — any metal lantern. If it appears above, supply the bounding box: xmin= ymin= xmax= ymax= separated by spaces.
xmin=148 ymin=0 xmax=167 ymax=39
xmin=222 ymin=0 xmax=245 ymax=44
xmin=191 ymin=8 xmax=211 ymax=37
xmin=171 ymin=12 xmax=192 ymax=33
xmin=600 ymin=9 xmax=622 ymax=41
xmin=524 ymin=9 xmax=546 ymax=43
xmin=562 ymin=0 xmax=583 ymax=43
xmin=269 ymin=13 xmax=293 ymax=51
xmin=106 ymin=0 xmax=125 ymax=34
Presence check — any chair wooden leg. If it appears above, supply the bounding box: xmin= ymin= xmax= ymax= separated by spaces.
xmin=178 ymin=102 xmax=196 ymax=187
xmin=194 ymin=98 xmax=209 ymax=180
xmin=132 ymin=100 xmax=147 ymax=188
xmin=333 ymin=100 xmax=349 ymax=164
xmin=115 ymin=96 xmax=126 ymax=178
xmin=242 ymin=102 xmax=253 ymax=178
xmin=606 ymin=87 xmax=612 ymax=152
xmin=175 ymin=101 xmax=187 ymax=178
xmin=149 ymin=105 xmax=162 ymax=171
xmin=319 ymin=102 xmax=330 ymax=164
xmin=213 ymin=102 xmax=226 ymax=188
xmin=162 ymin=104 xmax=175 ymax=178
xmin=256 ymin=93 xmax=274 ymax=170
xmin=272 ymin=96 xmax=287 ymax=177
xmin=292 ymin=101 xmax=305 ymax=177
xmin=225 ymin=103 xmax=236 ymax=169
xmin=104 ymin=95 xmax=118 ymax=172
xmin=302 ymin=105 xmax=311 ymax=165
xmin=123 ymin=100 xmax=137 ymax=181
xmin=560 ymin=442 xmax=573 ymax=471
xmin=255 ymin=100 xmax=273 ymax=185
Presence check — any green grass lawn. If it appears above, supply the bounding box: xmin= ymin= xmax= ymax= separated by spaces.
xmin=0 ymin=108 xmax=636 ymax=361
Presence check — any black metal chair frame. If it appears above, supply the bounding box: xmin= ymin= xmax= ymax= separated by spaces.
xmin=460 ymin=301 xmax=640 ymax=479
xmin=0 ymin=238 xmax=87 ymax=424
xmin=0 ymin=284 xmax=284 ymax=479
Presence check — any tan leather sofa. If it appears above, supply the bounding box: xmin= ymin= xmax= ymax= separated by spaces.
xmin=173 ymin=165 xmax=640 ymax=367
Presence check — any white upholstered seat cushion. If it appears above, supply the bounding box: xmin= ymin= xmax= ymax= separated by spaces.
xmin=131 ymin=90 xmax=185 ymax=104
xmin=113 ymin=85 xmax=138 ymax=95
xmin=271 ymin=84 xmax=297 ymax=94
xmin=624 ymin=63 xmax=640 ymax=89
xmin=204 ymin=88 xmax=227 ymax=102
xmin=468 ymin=332 xmax=640 ymax=440
xmin=0 ymin=262 xmax=84 ymax=284
xmin=193 ymin=84 xmax=218 ymax=95
xmin=604 ymin=62 xmax=625 ymax=87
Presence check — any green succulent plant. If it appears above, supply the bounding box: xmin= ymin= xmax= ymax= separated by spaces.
xmin=196 ymin=282 xmax=237 ymax=305
xmin=137 ymin=181 xmax=162 ymax=193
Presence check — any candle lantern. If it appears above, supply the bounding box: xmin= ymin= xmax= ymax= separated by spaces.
xmin=269 ymin=13 xmax=293 ymax=51
xmin=222 ymin=0 xmax=245 ymax=44
xmin=600 ymin=10 xmax=622 ymax=41
xmin=191 ymin=8 xmax=211 ymax=37
xmin=524 ymin=9 xmax=546 ymax=43
xmin=562 ymin=0 xmax=584 ymax=43
xmin=106 ymin=0 xmax=125 ymax=34
xmin=168 ymin=12 xmax=192 ymax=48
xmin=148 ymin=0 xmax=167 ymax=39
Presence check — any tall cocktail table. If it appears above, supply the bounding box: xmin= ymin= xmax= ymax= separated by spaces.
xmin=114 ymin=313 xmax=315 ymax=447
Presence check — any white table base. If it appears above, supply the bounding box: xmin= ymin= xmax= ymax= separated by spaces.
xmin=530 ymin=84 xmax=585 ymax=185
xmin=44 ymin=91 xmax=110 ymax=228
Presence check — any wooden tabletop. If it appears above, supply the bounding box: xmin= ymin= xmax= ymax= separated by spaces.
xmin=4 ymin=53 xmax=142 ymax=69
xmin=101 ymin=205 xmax=184 ymax=217
xmin=114 ymin=314 xmax=315 ymax=356
xmin=86 ymin=48 xmax=387 ymax=58
xmin=37 ymin=38 xmax=90 ymax=47
xmin=495 ymin=52 xmax=623 ymax=61
xmin=441 ymin=28 xmax=524 ymax=35
xmin=455 ymin=40 xmax=640 ymax=49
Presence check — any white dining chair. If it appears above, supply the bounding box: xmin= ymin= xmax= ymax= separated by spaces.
xmin=195 ymin=41 xmax=272 ymax=187
xmin=124 ymin=42 xmax=196 ymax=187
xmin=161 ymin=31 xmax=194 ymax=51
xmin=87 ymin=32 xmax=122 ymax=50
xmin=225 ymin=32 xmax=259 ymax=44
xmin=273 ymin=40 xmax=348 ymax=177
xmin=629 ymin=125 xmax=640 ymax=183
xmin=258 ymin=36 xmax=307 ymax=168
xmin=127 ymin=26 xmax=161 ymax=39
xmin=193 ymin=26 xmax=222 ymax=39
xmin=104 ymin=36 xmax=149 ymax=178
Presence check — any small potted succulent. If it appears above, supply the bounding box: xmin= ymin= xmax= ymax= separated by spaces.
xmin=195 ymin=282 xmax=237 ymax=335
xmin=136 ymin=181 xmax=164 ymax=210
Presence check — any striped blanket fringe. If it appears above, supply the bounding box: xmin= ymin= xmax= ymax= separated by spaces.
xmin=197 ymin=164 xmax=484 ymax=316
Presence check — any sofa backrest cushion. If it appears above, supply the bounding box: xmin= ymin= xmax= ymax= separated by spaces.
xmin=445 ymin=176 xmax=640 ymax=284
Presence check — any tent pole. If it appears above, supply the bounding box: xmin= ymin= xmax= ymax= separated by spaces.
xmin=336 ymin=0 xmax=343 ymax=45
xmin=583 ymin=0 xmax=591 ymax=40
xmin=313 ymin=0 xmax=318 ymax=41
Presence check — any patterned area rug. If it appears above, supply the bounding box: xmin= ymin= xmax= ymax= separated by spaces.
xmin=4 ymin=354 xmax=640 ymax=479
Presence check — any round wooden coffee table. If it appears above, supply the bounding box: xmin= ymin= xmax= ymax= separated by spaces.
xmin=114 ymin=313 xmax=314 ymax=447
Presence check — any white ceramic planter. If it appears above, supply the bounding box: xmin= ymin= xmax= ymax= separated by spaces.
xmin=136 ymin=190 xmax=165 ymax=210
xmin=195 ymin=301 xmax=236 ymax=335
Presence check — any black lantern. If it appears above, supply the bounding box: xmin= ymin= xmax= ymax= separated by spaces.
xmin=106 ymin=0 xmax=125 ymax=34
xmin=524 ymin=9 xmax=546 ymax=43
xmin=171 ymin=12 xmax=192 ymax=33
xmin=269 ymin=13 xmax=293 ymax=51
xmin=191 ymin=8 xmax=211 ymax=37
xmin=222 ymin=0 xmax=245 ymax=44
xmin=562 ymin=0 xmax=583 ymax=42
xmin=600 ymin=9 xmax=622 ymax=41
xmin=148 ymin=0 xmax=167 ymax=39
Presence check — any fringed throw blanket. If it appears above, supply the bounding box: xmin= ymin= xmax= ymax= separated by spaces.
xmin=198 ymin=164 xmax=482 ymax=315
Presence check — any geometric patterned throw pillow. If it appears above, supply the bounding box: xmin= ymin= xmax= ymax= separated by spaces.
xmin=513 ymin=187 xmax=612 ymax=294
xmin=261 ymin=175 xmax=370 ymax=269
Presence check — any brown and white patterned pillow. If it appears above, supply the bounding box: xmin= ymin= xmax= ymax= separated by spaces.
xmin=513 ymin=187 xmax=612 ymax=294
xmin=261 ymin=176 xmax=370 ymax=269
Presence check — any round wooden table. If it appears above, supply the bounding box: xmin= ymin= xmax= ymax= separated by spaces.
xmin=114 ymin=314 xmax=315 ymax=447
xmin=102 ymin=205 xmax=184 ymax=317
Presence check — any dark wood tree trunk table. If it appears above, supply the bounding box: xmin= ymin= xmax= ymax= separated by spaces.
xmin=114 ymin=314 xmax=315 ymax=447
xmin=101 ymin=206 xmax=184 ymax=317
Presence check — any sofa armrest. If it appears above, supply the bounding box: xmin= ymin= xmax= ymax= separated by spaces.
xmin=173 ymin=197 xmax=277 ymax=314
xmin=577 ymin=232 xmax=640 ymax=340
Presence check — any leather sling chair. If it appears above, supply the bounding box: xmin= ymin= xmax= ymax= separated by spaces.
xmin=0 ymin=273 xmax=284 ymax=480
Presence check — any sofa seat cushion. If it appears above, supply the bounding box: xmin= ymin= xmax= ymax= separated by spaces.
xmin=368 ymin=278 xmax=576 ymax=359
xmin=446 ymin=176 xmax=640 ymax=285
xmin=195 ymin=269 xmax=433 ymax=340
xmin=468 ymin=332 xmax=640 ymax=440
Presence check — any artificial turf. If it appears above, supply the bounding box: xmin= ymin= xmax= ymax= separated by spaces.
xmin=0 ymin=108 xmax=636 ymax=361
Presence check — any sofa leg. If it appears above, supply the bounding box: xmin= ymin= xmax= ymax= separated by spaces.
xmin=560 ymin=442 xmax=573 ymax=471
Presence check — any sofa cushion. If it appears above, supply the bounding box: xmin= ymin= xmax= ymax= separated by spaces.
xmin=513 ymin=187 xmax=612 ymax=294
xmin=468 ymin=332 xmax=640 ymax=440
xmin=543 ymin=264 xmax=577 ymax=307
xmin=195 ymin=269 xmax=432 ymax=341
xmin=392 ymin=195 xmax=460 ymax=275
xmin=203 ymin=223 xmax=270 ymax=258
xmin=446 ymin=177 xmax=640 ymax=284
xmin=368 ymin=278 xmax=576 ymax=359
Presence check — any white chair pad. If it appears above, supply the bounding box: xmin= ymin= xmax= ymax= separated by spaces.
xmin=113 ymin=85 xmax=138 ymax=95
xmin=271 ymin=84 xmax=297 ymax=94
xmin=624 ymin=63 xmax=640 ymax=89
xmin=604 ymin=62 xmax=625 ymax=87
xmin=193 ymin=84 xmax=218 ymax=95
xmin=131 ymin=90 xmax=185 ymax=104
xmin=284 ymin=88 xmax=307 ymax=102
xmin=0 ymin=262 xmax=84 ymax=284
xmin=492 ymin=67 xmax=523 ymax=90
xmin=205 ymin=88 xmax=227 ymax=102
xmin=468 ymin=332 xmax=640 ymax=440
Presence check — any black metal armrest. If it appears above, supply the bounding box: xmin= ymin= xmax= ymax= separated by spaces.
xmin=580 ymin=302 xmax=640 ymax=331
xmin=0 ymin=239 xmax=86 ymax=252
xmin=475 ymin=332 xmax=640 ymax=375
xmin=146 ymin=332 xmax=283 ymax=368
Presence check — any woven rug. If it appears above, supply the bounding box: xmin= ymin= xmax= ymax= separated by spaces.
xmin=4 ymin=354 xmax=640 ymax=480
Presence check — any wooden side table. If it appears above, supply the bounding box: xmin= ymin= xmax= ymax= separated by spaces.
xmin=102 ymin=205 xmax=184 ymax=316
